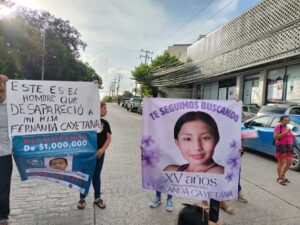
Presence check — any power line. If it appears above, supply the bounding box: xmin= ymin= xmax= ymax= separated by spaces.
xmin=151 ymin=13 xmax=300 ymax=86
xmin=165 ymin=0 xmax=215 ymax=41
xmin=175 ymin=0 xmax=236 ymax=42
xmin=149 ymin=0 xmax=234 ymax=75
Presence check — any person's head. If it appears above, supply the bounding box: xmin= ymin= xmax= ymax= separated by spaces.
xmin=0 ymin=74 xmax=8 ymax=103
xmin=279 ymin=115 xmax=290 ymax=126
xmin=101 ymin=101 xmax=107 ymax=117
xmin=174 ymin=111 xmax=220 ymax=166
xmin=177 ymin=204 xmax=208 ymax=225
xmin=49 ymin=157 xmax=68 ymax=170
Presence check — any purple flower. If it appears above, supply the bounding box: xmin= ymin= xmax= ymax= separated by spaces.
xmin=142 ymin=148 xmax=160 ymax=168
xmin=229 ymin=140 xmax=239 ymax=151
xmin=225 ymin=171 xmax=235 ymax=182
xmin=226 ymin=151 xmax=240 ymax=170
xmin=141 ymin=135 xmax=154 ymax=148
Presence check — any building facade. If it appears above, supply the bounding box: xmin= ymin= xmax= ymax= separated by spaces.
xmin=159 ymin=44 xmax=192 ymax=99
xmin=153 ymin=0 xmax=300 ymax=106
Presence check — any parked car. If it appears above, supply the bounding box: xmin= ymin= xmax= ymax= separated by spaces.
xmin=136 ymin=100 xmax=143 ymax=115
xmin=242 ymin=114 xmax=300 ymax=170
xmin=242 ymin=104 xmax=260 ymax=121
xmin=121 ymin=98 xmax=130 ymax=107
xmin=257 ymin=103 xmax=300 ymax=117
xmin=124 ymin=100 xmax=130 ymax=109
xmin=127 ymin=97 xmax=142 ymax=112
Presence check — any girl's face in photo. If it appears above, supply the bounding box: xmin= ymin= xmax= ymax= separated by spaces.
xmin=175 ymin=120 xmax=217 ymax=166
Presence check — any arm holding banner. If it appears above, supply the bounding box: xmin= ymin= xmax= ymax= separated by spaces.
xmin=95 ymin=103 xmax=112 ymax=159
xmin=95 ymin=132 xmax=111 ymax=159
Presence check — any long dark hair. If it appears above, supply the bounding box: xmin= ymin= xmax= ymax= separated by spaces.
xmin=177 ymin=204 xmax=208 ymax=225
xmin=279 ymin=115 xmax=289 ymax=122
xmin=174 ymin=111 xmax=220 ymax=143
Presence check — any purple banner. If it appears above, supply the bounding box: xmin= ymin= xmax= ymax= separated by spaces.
xmin=141 ymin=98 xmax=242 ymax=201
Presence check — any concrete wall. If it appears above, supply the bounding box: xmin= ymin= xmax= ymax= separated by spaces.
xmin=167 ymin=44 xmax=191 ymax=63
xmin=159 ymin=87 xmax=192 ymax=99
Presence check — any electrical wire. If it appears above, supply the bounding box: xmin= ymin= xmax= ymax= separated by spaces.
xmin=175 ymin=0 xmax=236 ymax=42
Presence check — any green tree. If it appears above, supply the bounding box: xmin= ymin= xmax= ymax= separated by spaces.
xmin=102 ymin=96 xmax=113 ymax=103
xmin=131 ymin=52 xmax=182 ymax=97
xmin=0 ymin=1 xmax=102 ymax=86
xmin=122 ymin=91 xmax=133 ymax=98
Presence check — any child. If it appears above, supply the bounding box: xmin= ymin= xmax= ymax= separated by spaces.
xmin=77 ymin=101 xmax=112 ymax=209
xmin=177 ymin=203 xmax=220 ymax=225
xmin=149 ymin=191 xmax=173 ymax=212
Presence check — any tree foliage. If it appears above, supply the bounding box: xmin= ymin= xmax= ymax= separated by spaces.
xmin=122 ymin=90 xmax=133 ymax=98
xmin=131 ymin=52 xmax=182 ymax=97
xmin=0 ymin=1 xmax=102 ymax=87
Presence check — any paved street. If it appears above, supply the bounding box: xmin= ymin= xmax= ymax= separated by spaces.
xmin=9 ymin=103 xmax=300 ymax=225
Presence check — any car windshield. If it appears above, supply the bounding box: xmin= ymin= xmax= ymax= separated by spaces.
xmin=260 ymin=106 xmax=286 ymax=114
xmin=249 ymin=107 xmax=259 ymax=113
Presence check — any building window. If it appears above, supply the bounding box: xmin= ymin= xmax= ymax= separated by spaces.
xmin=243 ymin=76 xmax=259 ymax=105
xmin=218 ymin=78 xmax=236 ymax=100
xmin=266 ymin=64 xmax=300 ymax=103
xmin=266 ymin=67 xmax=286 ymax=102
xmin=286 ymin=64 xmax=300 ymax=102
xmin=203 ymin=82 xmax=218 ymax=100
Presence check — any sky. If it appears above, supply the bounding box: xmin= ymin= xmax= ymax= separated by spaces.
xmin=10 ymin=0 xmax=261 ymax=97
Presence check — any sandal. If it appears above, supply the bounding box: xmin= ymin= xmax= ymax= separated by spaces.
xmin=282 ymin=175 xmax=290 ymax=183
xmin=77 ymin=198 xmax=86 ymax=209
xmin=277 ymin=177 xmax=286 ymax=185
xmin=94 ymin=198 xmax=106 ymax=209
xmin=284 ymin=178 xmax=290 ymax=183
xmin=220 ymin=202 xmax=234 ymax=215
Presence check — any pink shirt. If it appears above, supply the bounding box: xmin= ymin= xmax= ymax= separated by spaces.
xmin=274 ymin=125 xmax=293 ymax=145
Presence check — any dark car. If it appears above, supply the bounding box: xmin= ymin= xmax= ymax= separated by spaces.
xmin=242 ymin=114 xmax=300 ymax=170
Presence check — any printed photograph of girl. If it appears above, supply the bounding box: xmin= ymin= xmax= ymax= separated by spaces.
xmin=163 ymin=111 xmax=224 ymax=174
xmin=45 ymin=156 xmax=73 ymax=171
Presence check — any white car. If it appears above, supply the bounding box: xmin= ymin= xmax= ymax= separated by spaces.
xmin=127 ymin=98 xmax=142 ymax=112
xmin=242 ymin=105 xmax=260 ymax=121
xmin=257 ymin=103 xmax=300 ymax=116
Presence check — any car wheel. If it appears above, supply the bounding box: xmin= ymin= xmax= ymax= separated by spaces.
xmin=290 ymin=148 xmax=300 ymax=171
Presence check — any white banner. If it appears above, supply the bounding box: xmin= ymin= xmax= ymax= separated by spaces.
xmin=6 ymin=80 xmax=100 ymax=136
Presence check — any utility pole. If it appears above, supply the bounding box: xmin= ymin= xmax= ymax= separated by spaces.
xmin=116 ymin=73 xmax=123 ymax=97
xmin=138 ymin=49 xmax=153 ymax=97
xmin=41 ymin=29 xmax=46 ymax=80
xmin=140 ymin=49 xmax=153 ymax=65
xmin=110 ymin=78 xmax=117 ymax=100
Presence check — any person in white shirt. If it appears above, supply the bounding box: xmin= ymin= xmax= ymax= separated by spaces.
xmin=0 ymin=74 xmax=12 ymax=225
